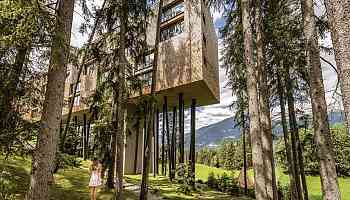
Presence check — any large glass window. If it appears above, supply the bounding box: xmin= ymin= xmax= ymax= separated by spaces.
xmin=160 ymin=20 xmax=184 ymax=41
xmin=161 ymin=1 xmax=184 ymax=23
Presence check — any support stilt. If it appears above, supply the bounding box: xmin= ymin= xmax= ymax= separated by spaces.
xmin=171 ymin=106 xmax=177 ymax=179
xmin=164 ymin=96 xmax=172 ymax=180
xmin=83 ymin=114 xmax=87 ymax=160
xmin=189 ymin=99 xmax=196 ymax=186
xmin=179 ymin=93 xmax=184 ymax=164
xmin=162 ymin=103 xmax=166 ymax=175
xmin=156 ymin=109 xmax=159 ymax=175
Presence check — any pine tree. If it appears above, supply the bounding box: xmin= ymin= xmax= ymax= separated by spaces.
xmin=301 ymin=0 xmax=341 ymax=198
xmin=324 ymin=0 xmax=350 ymax=135
xmin=26 ymin=0 xmax=75 ymax=199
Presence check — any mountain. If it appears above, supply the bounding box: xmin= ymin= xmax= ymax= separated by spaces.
xmin=189 ymin=111 xmax=345 ymax=149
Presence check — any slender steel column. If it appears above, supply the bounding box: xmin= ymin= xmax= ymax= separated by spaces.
xmin=86 ymin=121 xmax=90 ymax=158
xmin=156 ymin=109 xmax=159 ymax=175
xmin=164 ymin=96 xmax=172 ymax=180
xmin=189 ymin=99 xmax=196 ymax=186
xmin=134 ymin=120 xmax=140 ymax=174
xmin=171 ymin=106 xmax=177 ymax=179
xmin=179 ymin=93 xmax=184 ymax=164
xmin=83 ymin=114 xmax=87 ymax=160
xmin=162 ymin=103 xmax=166 ymax=175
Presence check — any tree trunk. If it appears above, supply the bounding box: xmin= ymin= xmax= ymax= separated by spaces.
xmin=113 ymin=0 xmax=128 ymax=198
xmin=139 ymin=0 xmax=163 ymax=199
xmin=25 ymin=0 xmax=75 ymax=199
xmin=108 ymin=129 xmax=116 ymax=189
xmin=255 ymin=1 xmax=276 ymax=198
xmin=285 ymin=73 xmax=307 ymax=200
xmin=241 ymin=112 xmax=248 ymax=195
xmin=301 ymin=0 xmax=341 ymax=199
xmin=324 ymin=0 xmax=350 ymax=135
xmin=276 ymin=74 xmax=298 ymax=200
xmin=241 ymin=0 xmax=267 ymax=199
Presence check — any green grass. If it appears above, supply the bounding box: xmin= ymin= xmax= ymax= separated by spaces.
xmin=1 ymin=155 xmax=349 ymax=200
xmin=125 ymin=175 xmax=251 ymax=200
xmin=276 ymin=168 xmax=350 ymax=200
xmin=0 ymin=156 xmax=136 ymax=200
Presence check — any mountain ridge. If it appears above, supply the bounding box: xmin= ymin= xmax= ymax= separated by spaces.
xmin=186 ymin=111 xmax=345 ymax=149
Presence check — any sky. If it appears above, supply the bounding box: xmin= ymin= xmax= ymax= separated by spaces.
xmin=69 ymin=1 xmax=340 ymax=131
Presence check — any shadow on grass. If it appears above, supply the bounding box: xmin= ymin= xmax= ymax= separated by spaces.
xmin=125 ymin=175 xmax=252 ymax=200
xmin=0 ymin=160 xmax=30 ymax=199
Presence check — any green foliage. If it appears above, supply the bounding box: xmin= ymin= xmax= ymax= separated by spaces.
xmin=55 ymin=152 xmax=83 ymax=170
xmin=197 ymin=140 xmax=251 ymax=171
xmin=0 ymin=0 xmax=54 ymax=47
xmin=276 ymin=124 xmax=350 ymax=176
xmin=207 ymin=172 xmax=218 ymax=188
xmin=277 ymin=182 xmax=291 ymax=200
xmin=206 ymin=172 xmax=242 ymax=196
xmin=0 ymin=170 xmax=16 ymax=200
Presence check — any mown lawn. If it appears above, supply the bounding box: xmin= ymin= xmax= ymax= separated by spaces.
xmin=1 ymin=155 xmax=349 ymax=200
xmin=0 ymin=156 xmax=135 ymax=200
xmin=194 ymin=164 xmax=350 ymax=200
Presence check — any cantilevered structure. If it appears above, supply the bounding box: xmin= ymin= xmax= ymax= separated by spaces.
xmin=61 ymin=0 xmax=219 ymax=175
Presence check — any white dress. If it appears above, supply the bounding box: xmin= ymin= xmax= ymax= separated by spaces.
xmin=89 ymin=166 xmax=102 ymax=187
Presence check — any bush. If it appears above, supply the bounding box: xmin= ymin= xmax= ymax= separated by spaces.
xmin=277 ymin=182 xmax=290 ymax=200
xmin=207 ymin=172 xmax=218 ymax=189
xmin=55 ymin=153 xmax=82 ymax=171
xmin=227 ymin=175 xmax=241 ymax=195
xmin=217 ymin=173 xmax=231 ymax=192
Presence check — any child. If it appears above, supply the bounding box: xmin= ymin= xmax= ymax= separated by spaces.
xmin=89 ymin=158 xmax=102 ymax=200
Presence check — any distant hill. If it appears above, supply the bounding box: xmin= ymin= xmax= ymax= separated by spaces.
xmin=186 ymin=111 xmax=345 ymax=149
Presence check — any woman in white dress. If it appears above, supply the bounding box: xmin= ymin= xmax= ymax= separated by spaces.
xmin=89 ymin=158 xmax=102 ymax=200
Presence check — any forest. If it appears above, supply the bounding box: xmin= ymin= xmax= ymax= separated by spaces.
xmin=1 ymin=0 xmax=350 ymax=200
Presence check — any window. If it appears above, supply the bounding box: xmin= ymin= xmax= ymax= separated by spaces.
xmin=135 ymin=53 xmax=154 ymax=72
xmin=161 ymin=1 xmax=184 ymax=23
xmin=145 ymin=53 xmax=154 ymax=68
xmin=138 ymin=72 xmax=152 ymax=87
xmin=160 ymin=20 xmax=184 ymax=41
xmin=74 ymin=95 xmax=81 ymax=106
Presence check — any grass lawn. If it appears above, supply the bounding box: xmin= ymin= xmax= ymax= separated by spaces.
xmin=194 ymin=164 xmax=350 ymax=200
xmin=0 ymin=156 xmax=135 ymax=200
xmin=1 ymin=155 xmax=349 ymax=200
xmin=125 ymin=175 xmax=251 ymax=200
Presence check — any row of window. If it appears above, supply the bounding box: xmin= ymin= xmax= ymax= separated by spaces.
xmin=160 ymin=20 xmax=184 ymax=41
xmin=161 ymin=1 xmax=185 ymax=23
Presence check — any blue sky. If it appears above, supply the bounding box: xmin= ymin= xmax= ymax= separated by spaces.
xmin=69 ymin=1 xmax=340 ymax=131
